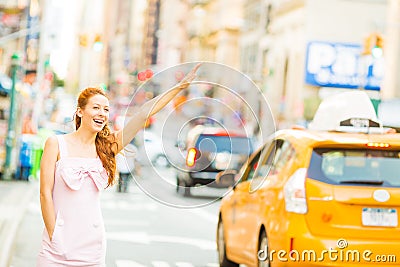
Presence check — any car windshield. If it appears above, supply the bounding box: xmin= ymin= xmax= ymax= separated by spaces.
xmin=195 ymin=134 xmax=253 ymax=155
xmin=308 ymin=148 xmax=400 ymax=187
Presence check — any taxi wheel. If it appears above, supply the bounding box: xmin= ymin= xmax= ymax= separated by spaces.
xmin=258 ymin=231 xmax=270 ymax=267
xmin=217 ymin=219 xmax=239 ymax=267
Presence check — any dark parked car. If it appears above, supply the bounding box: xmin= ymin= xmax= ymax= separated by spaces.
xmin=176 ymin=126 xmax=254 ymax=196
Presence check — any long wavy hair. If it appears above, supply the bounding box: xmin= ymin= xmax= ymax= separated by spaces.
xmin=75 ymin=87 xmax=118 ymax=187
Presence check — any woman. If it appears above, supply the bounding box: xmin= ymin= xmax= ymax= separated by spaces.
xmin=37 ymin=64 xmax=200 ymax=266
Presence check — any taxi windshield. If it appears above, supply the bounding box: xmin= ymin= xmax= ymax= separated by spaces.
xmin=308 ymin=148 xmax=400 ymax=187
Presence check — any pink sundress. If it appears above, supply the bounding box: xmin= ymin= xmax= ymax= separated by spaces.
xmin=37 ymin=135 xmax=108 ymax=266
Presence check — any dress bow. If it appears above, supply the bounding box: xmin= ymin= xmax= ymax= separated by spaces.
xmin=60 ymin=166 xmax=108 ymax=191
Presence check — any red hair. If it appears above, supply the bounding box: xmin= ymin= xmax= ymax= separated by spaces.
xmin=75 ymin=87 xmax=118 ymax=187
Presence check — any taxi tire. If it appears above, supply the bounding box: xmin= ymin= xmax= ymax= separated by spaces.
xmin=217 ymin=219 xmax=239 ymax=267
xmin=257 ymin=231 xmax=270 ymax=267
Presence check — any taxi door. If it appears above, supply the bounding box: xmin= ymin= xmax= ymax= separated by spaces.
xmin=246 ymin=139 xmax=297 ymax=265
xmin=227 ymin=149 xmax=263 ymax=259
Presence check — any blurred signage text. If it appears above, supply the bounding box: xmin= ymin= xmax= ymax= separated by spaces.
xmin=305 ymin=41 xmax=383 ymax=90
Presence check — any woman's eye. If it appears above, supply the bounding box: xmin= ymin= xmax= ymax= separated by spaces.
xmin=93 ymin=106 xmax=99 ymax=109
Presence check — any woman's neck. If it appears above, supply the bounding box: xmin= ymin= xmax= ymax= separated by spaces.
xmin=73 ymin=128 xmax=97 ymax=145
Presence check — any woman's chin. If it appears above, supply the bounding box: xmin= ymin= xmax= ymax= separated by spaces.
xmin=91 ymin=123 xmax=105 ymax=132
xmin=90 ymin=126 xmax=103 ymax=133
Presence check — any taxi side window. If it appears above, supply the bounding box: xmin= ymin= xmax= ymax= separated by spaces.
xmin=252 ymin=142 xmax=276 ymax=179
xmin=238 ymin=150 xmax=262 ymax=183
xmin=257 ymin=139 xmax=295 ymax=177
xmin=272 ymin=141 xmax=295 ymax=174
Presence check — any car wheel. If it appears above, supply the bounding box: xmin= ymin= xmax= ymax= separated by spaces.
xmin=257 ymin=231 xmax=270 ymax=267
xmin=153 ymin=154 xmax=169 ymax=168
xmin=217 ymin=218 xmax=239 ymax=267
xmin=176 ymin=178 xmax=180 ymax=193
xmin=176 ymin=178 xmax=191 ymax=197
xmin=183 ymin=185 xmax=191 ymax=197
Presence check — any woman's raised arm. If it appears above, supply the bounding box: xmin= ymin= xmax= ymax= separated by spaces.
xmin=113 ymin=63 xmax=201 ymax=151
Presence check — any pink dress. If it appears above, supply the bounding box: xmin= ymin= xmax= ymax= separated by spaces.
xmin=37 ymin=135 xmax=109 ymax=266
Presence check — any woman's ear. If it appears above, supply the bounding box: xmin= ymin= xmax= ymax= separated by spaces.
xmin=76 ymin=108 xmax=82 ymax=118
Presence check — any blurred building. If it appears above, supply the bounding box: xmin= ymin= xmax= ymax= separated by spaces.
xmin=0 ymin=0 xmax=40 ymax=175
xmin=102 ymin=0 xmax=155 ymax=95
xmin=260 ymin=0 xmax=387 ymax=126
xmin=103 ymin=0 xmax=133 ymax=93
xmin=32 ymin=0 xmax=398 ymax=132
xmin=76 ymin=0 xmax=107 ymax=91
xmin=143 ymin=0 xmax=161 ymax=67
xmin=157 ymin=0 xmax=188 ymax=68
xmin=171 ymin=0 xmax=390 ymax=129
xmin=185 ymin=0 xmax=243 ymax=68
xmin=0 ymin=0 xmax=29 ymax=67
xmin=382 ymin=0 xmax=400 ymax=100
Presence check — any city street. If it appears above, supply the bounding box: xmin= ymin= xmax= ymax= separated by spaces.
xmin=10 ymin=165 xmax=225 ymax=267
xmin=2 ymin=0 xmax=399 ymax=266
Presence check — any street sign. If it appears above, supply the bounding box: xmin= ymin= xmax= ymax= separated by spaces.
xmin=305 ymin=41 xmax=383 ymax=90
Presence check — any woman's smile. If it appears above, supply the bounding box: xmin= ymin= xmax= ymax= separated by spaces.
xmin=93 ymin=118 xmax=105 ymax=127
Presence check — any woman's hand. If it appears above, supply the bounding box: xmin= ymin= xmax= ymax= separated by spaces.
xmin=114 ymin=62 xmax=202 ymax=150
xmin=175 ymin=63 xmax=202 ymax=90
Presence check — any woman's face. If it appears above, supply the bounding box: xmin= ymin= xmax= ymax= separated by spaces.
xmin=78 ymin=94 xmax=110 ymax=132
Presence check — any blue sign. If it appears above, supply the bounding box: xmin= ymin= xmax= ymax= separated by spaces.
xmin=305 ymin=41 xmax=383 ymax=90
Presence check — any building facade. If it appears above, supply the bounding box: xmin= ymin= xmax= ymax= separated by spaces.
xmin=261 ymin=0 xmax=387 ymax=127
xmin=382 ymin=0 xmax=400 ymax=99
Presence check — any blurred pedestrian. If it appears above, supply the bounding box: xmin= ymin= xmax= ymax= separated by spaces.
xmin=36 ymin=63 xmax=201 ymax=266
xmin=116 ymin=142 xmax=137 ymax=193
xmin=18 ymin=141 xmax=32 ymax=180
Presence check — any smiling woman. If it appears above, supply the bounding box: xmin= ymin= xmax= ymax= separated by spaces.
xmin=36 ymin=63 xmax=201 ymax=267
xmin=37 ymin=87 xmax=117 ymax=267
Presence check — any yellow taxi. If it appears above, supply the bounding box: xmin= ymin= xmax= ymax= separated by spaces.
xmin=216 ymin=92 xmax=400 ymax=267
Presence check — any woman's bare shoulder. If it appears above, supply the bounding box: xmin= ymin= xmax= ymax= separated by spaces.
xmin=45 ymin=135 xmax=58 ymax=145
xmin=58 ymin=133 xmax=74 ymax=142
xmin=43 ymin=135 xmax=60 ymax=159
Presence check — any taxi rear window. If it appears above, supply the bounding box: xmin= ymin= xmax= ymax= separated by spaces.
xmin=308 ymin=148 xmax=400 ymax=187
xmin=195 ymin=134 xmax=253 ymax=155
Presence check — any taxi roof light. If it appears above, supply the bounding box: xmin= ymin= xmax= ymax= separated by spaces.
xmin=366 ymin=142 xmax=390 ymax=148
xmin=309 ymin=91 xmax=378 ymax=131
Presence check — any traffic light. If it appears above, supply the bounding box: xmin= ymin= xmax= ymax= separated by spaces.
xmin=79 ymin=34 xmax=88 ymax=47
xmin=375 ymin=34 xmax=384 ymax=48
xmin=362 ymin=34 xmax=373 ymax=55
xmin=93 ymin=34 xmax=103 ymax=52
xmin=362 ymin=33 xmax=384 ymax=58
xmin=372 ymin=34 xmax=384 ymax=58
